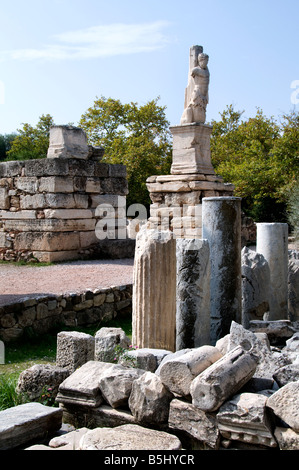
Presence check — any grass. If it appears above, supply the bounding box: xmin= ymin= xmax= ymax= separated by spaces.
xmin=0 ymin=317 xmax=133 ymax=410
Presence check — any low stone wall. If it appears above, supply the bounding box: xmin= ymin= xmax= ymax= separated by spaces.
xmin=0 ymin=284 xmax=132 ymax=343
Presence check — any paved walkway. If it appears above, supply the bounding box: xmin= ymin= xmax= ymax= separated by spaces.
xmin=0 ymin=259 xmax=134 ymax=307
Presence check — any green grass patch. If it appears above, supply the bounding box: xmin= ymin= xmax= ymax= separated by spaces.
xmin=0 ymin=317 xmax=132 ymax=410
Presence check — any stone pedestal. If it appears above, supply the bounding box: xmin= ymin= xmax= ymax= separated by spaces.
xmin=170 ymin=124 xmax=214 ymax=175
xmin=146 ymin=174 xmax=234 ymax=239
xmin=176 ymin=239 xmax=211 ymax=349
xmin=256 ymin=223 xmax=289 ymax=320
xmin=132 ymin=228 xmax=176 ymax=352
xmin=47 ymin=125 xmax=89 ymax=160
xmin=202 ymin=197 xmax=242 ymax=344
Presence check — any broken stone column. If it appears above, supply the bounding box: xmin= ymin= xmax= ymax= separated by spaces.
xmin=202 ymin=197 xmax=242 ymax=344
xmin=176 ymin=238 xmax=211 ymax=349
xmin=190 ymin=345 xmax=258 ymax=412
xmin=241 ymin=247 xmax=271 ymax=328
xmin=256 ymin=223 xmax=289 ymax=320
xmin=132 ymin=227 xmax=176 ymax=351
xmin=158 ymin=345 xmax=223 ymax=396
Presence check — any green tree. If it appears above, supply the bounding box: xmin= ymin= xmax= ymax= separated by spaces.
xmin=0 ymin=133 xmax=17 ymax=161
xmin=7 ymin=114 xmax=54 ymax=161
xmin=287 ymin=181 xmax=299 ymax=243
xmin=79 ymin=96 xmax=172 ymax=207
xmin=210 ymin=105 xmax=299 ymax=222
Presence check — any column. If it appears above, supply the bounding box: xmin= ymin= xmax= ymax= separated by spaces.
xmin=256 ymin=223 xmax=289 ymax=320
xmin=176 ymin=238 xmax=211 ymax=349
xmin=202 ymin=197 xmax=242 ymax=344
xmin=132 ymin=227 xmax=176 ymax=351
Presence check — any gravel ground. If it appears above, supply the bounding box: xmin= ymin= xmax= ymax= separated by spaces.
xmin=0 ymin=259 xmax=134 ymax=307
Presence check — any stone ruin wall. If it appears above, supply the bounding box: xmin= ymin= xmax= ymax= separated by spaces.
xmin=0 ymin=133 xmax=128 ymax=263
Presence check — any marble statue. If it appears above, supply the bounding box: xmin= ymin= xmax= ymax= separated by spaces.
xmin=181 ymin=51 xmax=210 ymax=125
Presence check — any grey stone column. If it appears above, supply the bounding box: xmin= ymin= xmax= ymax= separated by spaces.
xmin=256 ymin=223 xmax=289 ymax=320
xmin=202 ymin=197 xmax=242 ymax=344
xmin=176 ymin=238 xmax=211 ymax=349
xmin=132 ymin=227 xmax=177 ymax=352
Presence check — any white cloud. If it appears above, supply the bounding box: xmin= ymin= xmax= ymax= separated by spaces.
xmin=0 ymin=21 xmax=172 ymax=62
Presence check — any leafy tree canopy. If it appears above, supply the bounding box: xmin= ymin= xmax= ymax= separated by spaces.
xmin=79 ymin=96 xmax=172 ymax=207
xmin=0 ymin=133 xmax=17 ymax=161
xmin=210 ymin=105 xmax=299 ymax=222
xmin=7 ymin=114 xmax=54 ymax=161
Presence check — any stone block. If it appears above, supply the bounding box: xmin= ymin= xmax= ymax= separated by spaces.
xmin=3 ymin=219 xmax=96 ymax=232
xmin=78 ymin=424 xmax=182 ymax=451
xmin=32 ymin=250 xmax=79 ymax=263
xmin=0 ymin=160 xmax=23 ymax=178
xmin=44 ymin=208 xmax=93 ymax=219
xmin=217 ymin=392 xmax=277 ymax=448
xmin=92 ymin=194 xmax=126 ymax=209
xmin=0 ymin=187 xmax=10 ymax=210
xmin=86 ymin=178 xmax=102 ymax=193
xmin=14 ymin=231 xmax=80 ymax=251
xmin=170 ymin=123 xmax=215 ymax=175
xmin=0 ymin=402 xmax=63 ymax=450
xmin=16 ymin=363 xmax=69 ymax=401
xmin=94 ymin=327 xmax=130 ymax=362
xmin=45 ymin=193 xmax=76 ymax=209
xmin=24 ymin=158 xmax=70 ymax=177
xmin=266 ymin=381 xmax=299 ymax=432
xmin=47 ymin=125 xmax=89 ymax=159
xmin=0 ymin=210 xmax=36 ymax=219
xmin=128 ymin=372 xmax=173 ymax=424
xmin=39 ymin=176 xmax=74 ymax=193
xmin=56 ymin=361 xmax=113 ymax=407
xmin=56 ymin=331 xmax=95 ymax=373
xmin=169 ymin=398 xmax=220 ymax=449
xmin=15 ymin=177 xmax=38 ymax=194
xmin=20 ymin=194 xmax=46 ymax=210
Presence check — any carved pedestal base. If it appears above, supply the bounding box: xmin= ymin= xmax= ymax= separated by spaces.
xmin=170 ymin=123 xmax=214 ymax=175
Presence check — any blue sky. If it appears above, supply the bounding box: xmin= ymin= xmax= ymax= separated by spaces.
xmin=0 ymin=0 xmax=298 ymax=134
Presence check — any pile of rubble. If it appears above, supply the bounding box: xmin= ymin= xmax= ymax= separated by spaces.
xmin=1 ymin=319 xmax=298 ymax=451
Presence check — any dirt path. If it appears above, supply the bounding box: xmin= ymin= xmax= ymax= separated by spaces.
xmin=0 ymin=259 xmax=134 ymax=307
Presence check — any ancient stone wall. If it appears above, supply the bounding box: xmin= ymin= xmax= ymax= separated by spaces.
xmin=0 ymin=156 xmax=128 ymax=263
xmin=0 ymin=284 xmax=132 ymax=342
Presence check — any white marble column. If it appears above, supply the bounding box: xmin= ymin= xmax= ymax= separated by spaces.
xmin=132 ymin=227 xmax=177 ymax=352
xmin=202 ymin=197 xmax=242 ymax=344
xmin=256 ymin=223 xmax=289 ymax=320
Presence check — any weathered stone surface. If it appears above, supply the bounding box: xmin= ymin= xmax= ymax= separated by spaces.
xmin=159 ymin=346 xmax=222 ymax=397
xmin=249 ymin=319 xmax=296 ymax=345
xmin=229 ymin=321 xmax=292 ymax=379
xmin=0 ymin=402 xmax=63 ymax=450
xmin=176 ymin=238 xmax=211 ymax=349
xmin=168 ymin=398 xmax=220 ymax=449
xmin=39 ymin=176 xmax=74 ymax=193
xmin=94 ymin=327 xmax=131 ymax=362
xmin=256 ymin=223 xmax=289 ymax=320
xmin=48 ymin=427 xmax=89 ymax=450
xmin=266 ymin=381 xmax=299 ymax=432
xmin=274 ymin=427 xmax=299 ymax=450
xmin=16 ymin=363 xmax=69 ymax=401
xmin=190 ymin=345 xmax=258 ymax=412
xmin=98 ymin=364 xmax=145 ymax=408
xmin=56 ymin=331 xmax=95 ymax=373
xmin=119 ymin=348 xmax=171 ymax=372
xmin=78 ymin=424 xmax=182 ymax=450
xmin=14 ymin=231 xmax=80 ymax=252
xmin=241 ymin=247 xmax=270 ymax=328
xmin=273 ymin=364 xmax=299 ymax=387
xmin=289 ymin=251 xmax=299 ymax=321
xmin=47 ymin=126 xmax=89 ymax=160
xmin=217 ymin=392 xmax=277 ymax=448
xmin=128 ymin=371 xmax=173 ymax=424
xmin=132 ymin=227 xmax=176 ymax=351
xmin=202 ymin=197 xmax=242 ymax=344
xmin=56 ymin=361 xmax=112 ymax=407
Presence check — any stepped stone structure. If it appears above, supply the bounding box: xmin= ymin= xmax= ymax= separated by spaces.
xmin=0 ymin=126 xmax=128 ymax=263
